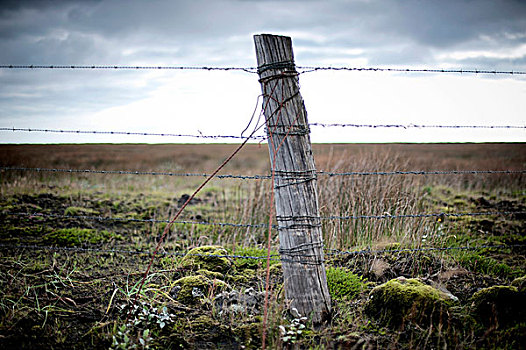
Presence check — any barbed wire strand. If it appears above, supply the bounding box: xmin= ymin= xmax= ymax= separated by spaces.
xmin=2 ymin=123 xmax=525 ymax=141
xmin=2 ymin=211 xmax=271 ymax=228
xmin=0 ymin=243 xmax=281 ymax=260
xmin=2 ymin=166 xmax=525 ymax=179
xmin=2 ymin=65 xmax=525 ymax=76
xmin=0 ymin=166 xmax=269 ymax=179
xmin=0 ymin=65 xmax=259 ymax=73
xmin=319 ymin=170 xmax=526 ymax=176
xmin=4 ymin=210 xmax=524 ymax=228
xmin=0 ymin=127 xmax=266 ymax=140
xmin=325 ymin=243 xmax=526 ymax=257
xmin=322 ymin=211 xmax=526 ymax=220
xmin=296 ymin=66 xmax=526 ymax=75
xmin=310 ymin=122 xmax=526 ymax=129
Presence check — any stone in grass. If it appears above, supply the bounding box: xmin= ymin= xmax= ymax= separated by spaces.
xmin=365 ymin=277 xmax=457 ymax=328
xmin=470 ymin=284 xmax=525 ymax=327
xmin=171 ymin=275 xmax=228 ymax=305
xmin=179 ymin=245 xmax=231 ymax=275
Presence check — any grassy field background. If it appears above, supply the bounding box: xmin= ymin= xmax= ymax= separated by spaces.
xmin=0 ymin=143 xmax=525 ymax=349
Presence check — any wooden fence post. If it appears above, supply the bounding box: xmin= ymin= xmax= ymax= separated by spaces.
xmin=254 ymin=34 xmax=331 ymax=324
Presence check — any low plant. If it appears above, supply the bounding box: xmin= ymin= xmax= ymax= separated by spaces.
xmin=111 ymin=301 xmax=176 ymax=349
xmin=279 ymin=308 xmax=307 ymax=345
xmin=326 ymin=266 xmax=365 ymax=301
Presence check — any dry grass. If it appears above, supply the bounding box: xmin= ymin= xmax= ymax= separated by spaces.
xmin=1 ymin=143 xmax=524 ymax=251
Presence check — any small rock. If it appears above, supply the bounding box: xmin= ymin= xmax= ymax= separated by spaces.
xmin=214 ymin=287 xmax=265 ymax=314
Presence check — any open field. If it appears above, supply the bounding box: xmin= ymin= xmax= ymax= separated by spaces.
xmin=1 ymin=143 xmax=525 ymax=349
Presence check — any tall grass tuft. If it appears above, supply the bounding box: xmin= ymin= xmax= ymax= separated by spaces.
xmin=317 ymin=150 xmax=427 ymax=250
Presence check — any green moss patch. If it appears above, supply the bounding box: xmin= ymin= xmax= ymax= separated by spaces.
xmin=456 ymin=251 xmax=522 ymax=278
xmin=179 ymin=245 xmax=231 ymax=274
xmin=230 ymin=246 xmax=279 ymax=270
xmin=365 ymin=277 xmax=456 ymax=327
xmin=43 ymin=228 xmax=119 ymax=246
xmin=511 ymin=275 xmax=526 ymax=292
xmin=171 ymin=275 xmax=228 ymax=305
xmin=196 ymin=269 xmax=224 ymax=280
xmin=326 ymin=267 xmax=365 ymax=301
xmin=64 ymin=206 xmax=100 ymax=216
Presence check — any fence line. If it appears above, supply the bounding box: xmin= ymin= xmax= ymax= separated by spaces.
xmin=297 ymin=66 xmax=526 ymax=75
xmin=310 ymin=122 xmax=526 ymax=129
xmin=0 ymin=127 xmax=266 ymax=141
xmin=5 ymin=210 xmax=524 ymax=229
xmin=2 ymin=60 xmax=524 ymax=272
xmin=325 ymin=243 xmax=526 ymax=257
xmin=1 ymin=243 xmax=524 ymax=262
xmin=321 ymin=211 xmax=526 ymax=220
xmin=0 ymin=243 xmax=280 ymax=260
xmin=3 ymin=212 xmax=270 ymax=229
xmin=0 ymin=166 xmax=269 ymax=179
xmin=318 ymin=169 xmax=526 ymax=176
xmin=2 ymin=166 xmax=524 ymax=180
xmin=2 ymin=123 xmax=525 ymax=140
xmin=2 ymin=64 xmax=526 ymax=76
xmin=0 ymin=65 xmax=259 ymax=73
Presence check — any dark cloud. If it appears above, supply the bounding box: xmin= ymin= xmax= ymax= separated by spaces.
xmin=0 ymin=0 xmax=525 ymax=143
xmin=2 ymin=0 xmax=526 ymax=66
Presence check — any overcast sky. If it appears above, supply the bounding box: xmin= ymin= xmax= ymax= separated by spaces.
xmin=1 ymin=0 xmax=525 ymax=143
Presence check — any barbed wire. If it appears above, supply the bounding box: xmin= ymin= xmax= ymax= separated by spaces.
xmin=326 ymin=243 xmax=526 ymax=257
xmin=2 ymin=122 xmax=524 ymax=141
xmin=0 ymin=243 xmax=281 ymax=260
xmin=296 ymin=66 xmax=526 ymax=75
xmin=4 ymin=210 xmax=524 ymax=229
xmin=1 ymin=242 xmax=523 ymax=262
xmin=310 ymin=122 xmax=526 ymax=129
xmin=0 ymin=166 xmax=270 ymax=179
xmin=2 ymin=64 xmax=525 ymax=76
xmin=3 ymin=211 xmax=271 ymax=229
xmin=319 ymin=170 xmax=526 ymax=176
xmin=321 ymin=211 xmax=526 ymax=220
xmin=0 ymin=65 xmax=259 ymax=73
xmin=0 ymin=127 xmax=266 ymax=140
xmin=2 ymin=166 xmax=524 ymax=180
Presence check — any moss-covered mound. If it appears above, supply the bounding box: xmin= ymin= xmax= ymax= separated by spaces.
xmin=365 ymin=277 xmax=456 ymax=327
xmin=511 ymin=275 xmax=526 ymax=292
xmin=470 ymin=283 xmax=525 ymax=327
xmin=179 ymin=245 xmax=231 ymax=274
xmin=171 ymin=275 xmax=228 ymax=305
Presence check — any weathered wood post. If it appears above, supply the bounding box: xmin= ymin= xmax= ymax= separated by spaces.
xmin=254 ymin=34 xmax=331 ymax=324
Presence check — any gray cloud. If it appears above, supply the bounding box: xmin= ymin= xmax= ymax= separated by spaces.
xmin=1 ymin=0 xmax=525 ymax=142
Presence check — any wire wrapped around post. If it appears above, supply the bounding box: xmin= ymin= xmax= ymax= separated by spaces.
xmin=254 ymin=34 xmax=332 ymax=327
